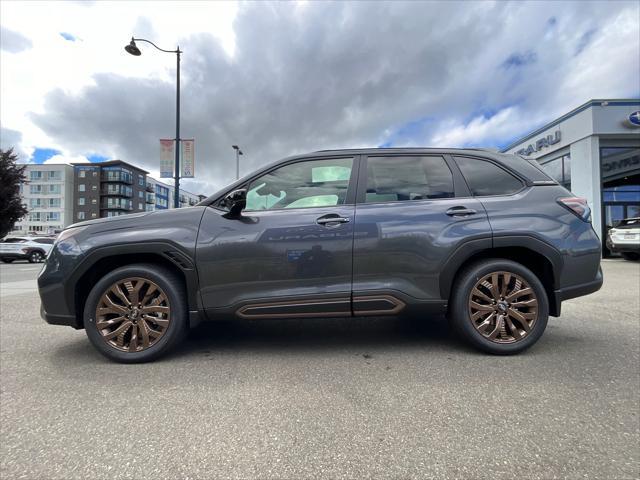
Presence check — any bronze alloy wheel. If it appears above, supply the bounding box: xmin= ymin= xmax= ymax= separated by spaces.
xmin=468 ymin=271 xmax=538 ymax=344
xmin=95 ymin=277 xmax=171 ymax=353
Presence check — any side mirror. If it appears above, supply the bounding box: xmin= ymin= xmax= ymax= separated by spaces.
xmin=222 ymin=189 xmax=247 ymax=217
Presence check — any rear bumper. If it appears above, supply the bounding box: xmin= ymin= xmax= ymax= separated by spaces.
xmin=553 ymin=266 xmax=603 ymax=315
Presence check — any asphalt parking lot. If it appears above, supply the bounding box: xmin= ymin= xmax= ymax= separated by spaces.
xmin=0 ymin=260 xmax=638 ymax=479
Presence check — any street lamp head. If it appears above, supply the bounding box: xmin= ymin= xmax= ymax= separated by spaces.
xmin=232 ymin=145 xmax=239 ymax=150
xmin=124 ymin=38 xmax=142 ymax=56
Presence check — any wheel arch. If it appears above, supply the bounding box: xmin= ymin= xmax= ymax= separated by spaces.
xmin=70 ymin=244 xmax=200 ymax=328
xmin=440 ymin=237 xmax=562 ymax=316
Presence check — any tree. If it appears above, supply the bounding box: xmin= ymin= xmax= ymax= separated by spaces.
xmin=0 ymin=149 xmax=28 ymax=238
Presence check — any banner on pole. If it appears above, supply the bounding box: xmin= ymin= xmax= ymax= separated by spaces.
xmin=159 ymin=139 xmax=174 ymax=178
xmin=181 ymin=139 xmax=195 ymax=178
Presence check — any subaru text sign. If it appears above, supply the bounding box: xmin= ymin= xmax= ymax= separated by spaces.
xmin=516 ymin=130 xmax=561 ymax=156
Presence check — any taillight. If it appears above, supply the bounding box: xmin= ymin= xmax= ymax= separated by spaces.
xmin=558 ymin=197 xmax=591 ymax=222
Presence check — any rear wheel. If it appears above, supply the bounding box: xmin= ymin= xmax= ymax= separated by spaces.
xmin=28 ymin=251 xmax=44 ymax=263
xmin=84 ymin=264 xmax=187 ymax=363
xmin=621 ymin=252 xmax=639 ymax=261
xmin=1 ymin=258 xmax=15 ymax=263
xmin=449 ymin=259 xmax=549 ymax=354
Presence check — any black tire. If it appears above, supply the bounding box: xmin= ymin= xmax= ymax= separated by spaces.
xmin=84 ymin=263 xmax=188 ymax=363
xmin=1 ymin=258 xmax=15 ymax=263
xmin=621 ymin=252 xmax=640 ymax=261
xmin=28 ymin=250 xmax=44 ymax=263
xmin=449 ymin=259 xmax=549 ymax=355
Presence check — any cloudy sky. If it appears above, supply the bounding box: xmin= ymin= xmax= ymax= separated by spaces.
xmin=1 ymin=0 xmax=638 ymax=195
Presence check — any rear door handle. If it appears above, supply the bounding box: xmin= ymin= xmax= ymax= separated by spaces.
xmin=316 ymin=214 xmax=350 ymax=226
xmin=446 ymin=207 xmax=477 ymax=217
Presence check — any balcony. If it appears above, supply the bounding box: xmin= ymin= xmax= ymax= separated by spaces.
xmin=101 ymin=171 xmax=133 ymax=184
xmin=100 ymin=199 xmax=133 ymax=211
xmin=101 ymin=184 xmax=133 ymax=197
xmin=145 ymin=184 xmax=155 ymax=193
xmin=145 ymin=193 xmax=155 ymax=204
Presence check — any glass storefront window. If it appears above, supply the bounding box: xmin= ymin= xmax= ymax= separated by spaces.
xmin=539 ymin=154 xmax=571 ymax=188
xmin=601 ymin=147 xmax=640 ymax=181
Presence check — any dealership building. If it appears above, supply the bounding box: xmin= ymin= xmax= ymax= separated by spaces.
xmin=502 ymin=99 xmax=640 ymax=253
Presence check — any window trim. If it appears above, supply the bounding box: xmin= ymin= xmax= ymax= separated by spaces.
xmin=452 ymin=155 xmax=527 ymax=198
xmin=214 ymin=155 xmax=360 ymax=213
xmin=356 ymin=154 xmax=459 ymax=205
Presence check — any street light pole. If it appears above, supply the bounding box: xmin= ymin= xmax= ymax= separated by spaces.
xmin=232 ymin=145 xmax=243 ymax=180
xmin=174 ymin=48 xmax=181 ymax=208
xmin=124 ymin=37 xmax=182 ymax=208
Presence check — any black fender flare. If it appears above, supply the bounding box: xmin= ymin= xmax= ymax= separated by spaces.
xmin=438 ymin=235 xmax=563 ymax=300
xmin=67 ymin=241 xmax=200 ymax=317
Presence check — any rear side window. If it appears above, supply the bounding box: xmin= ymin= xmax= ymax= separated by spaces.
xmin=455 ymin=157 xmax=523 ymax=196
xmin=365 ymin=156 xmax=454 ymax=203
xmin=34 ymin=238 xmax=54 ymax=244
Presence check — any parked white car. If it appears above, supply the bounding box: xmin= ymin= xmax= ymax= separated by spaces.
xmin=606 ymin=217 xmax=640 ymax=261
xmin=0 ymin=236 xmax=55 ymax=263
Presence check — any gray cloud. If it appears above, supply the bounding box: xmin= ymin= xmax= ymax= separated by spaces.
xmin=1 ymin=26 xmax=33 ymax=53
xmin=30 ymin=1 xmax=639 ymax=195
xmin=0 ymin=126 xmax=29 ymax=160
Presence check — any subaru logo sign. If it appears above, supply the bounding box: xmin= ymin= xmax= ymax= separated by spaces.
xmin=627 ymin=111 xmax=640 ymax=127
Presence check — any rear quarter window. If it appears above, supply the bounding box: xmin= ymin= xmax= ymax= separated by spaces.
xmin=455 ymin=157 xmax=524 ymax=196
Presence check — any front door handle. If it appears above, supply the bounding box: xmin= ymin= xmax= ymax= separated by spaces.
xmin=316 ymin=214 xmax=350 ymax=226
xmin=446 ymin=206 xmax=477 ymax=217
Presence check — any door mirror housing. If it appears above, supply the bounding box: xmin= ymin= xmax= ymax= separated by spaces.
xmin=222 ymin=189 xmax=247 ymax=217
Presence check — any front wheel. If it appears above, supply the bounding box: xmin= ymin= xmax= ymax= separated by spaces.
xmin=84 ymin=264 xmax=187 ymax=363
xmin=449 ymin=259 xmax=549 ymax=355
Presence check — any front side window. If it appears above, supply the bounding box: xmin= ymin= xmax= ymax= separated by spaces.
xmin=455 ymin=157 xmax=523 ymax=196
xmin=244 ymin=158 xmax=353 ymax=211
xmin=364 ymin=156 xmax=454 ymax=203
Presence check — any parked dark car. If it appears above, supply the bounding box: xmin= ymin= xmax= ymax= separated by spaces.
xmin=38 ymin=148 xmax=603 ymax=362
xmin=606 ymin=217 xmax=640 ymax=260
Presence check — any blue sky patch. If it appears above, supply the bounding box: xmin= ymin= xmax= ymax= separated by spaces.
xmin=87 ymin=154 xmax=108 ymax=163
xmin=379 ymin=115 xmax=436 ymax=147
xmin=59 ymin=32 xmax=77 ymax=42
xmin=31 ymin=147 xmax=61 ymax=163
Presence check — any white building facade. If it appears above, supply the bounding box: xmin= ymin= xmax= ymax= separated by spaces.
xmin=12 ymin=164 xmax=205 ymax=235
xmin=13 ymin=164 xmax=74 ymax=235
xmin=502 ymin=99 xmax=640 ymax=253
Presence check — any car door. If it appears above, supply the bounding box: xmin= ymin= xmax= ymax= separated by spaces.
xmin=351 ymin=154 xmax=492 ymax=314
xmin=196 ymin=155 xmax=358 ymax=319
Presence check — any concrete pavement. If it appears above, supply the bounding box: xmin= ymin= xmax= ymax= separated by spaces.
xmin=0 ymin=259 xmax=638 ymax=479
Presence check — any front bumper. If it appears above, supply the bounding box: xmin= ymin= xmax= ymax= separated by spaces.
xmin=40 ymin=304 xmax=80 ymax=328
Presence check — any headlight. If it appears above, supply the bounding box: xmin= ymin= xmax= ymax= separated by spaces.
xmin=54 ymin=226 xmax=87 ymax=256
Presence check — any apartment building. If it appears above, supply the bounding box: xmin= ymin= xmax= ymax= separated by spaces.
xmin=72 ymin=160 xmax=149 ymax=221
xmin=12 ymin=164 xmax=74 ymax=234
xmin=12 ymin=160 xmax=207 ymax=234
xmin=145 ymin=177 xmax=204 ymax=211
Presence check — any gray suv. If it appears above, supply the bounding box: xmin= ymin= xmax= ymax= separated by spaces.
xmin=38 ymin=148 xmax=603 ymax=362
